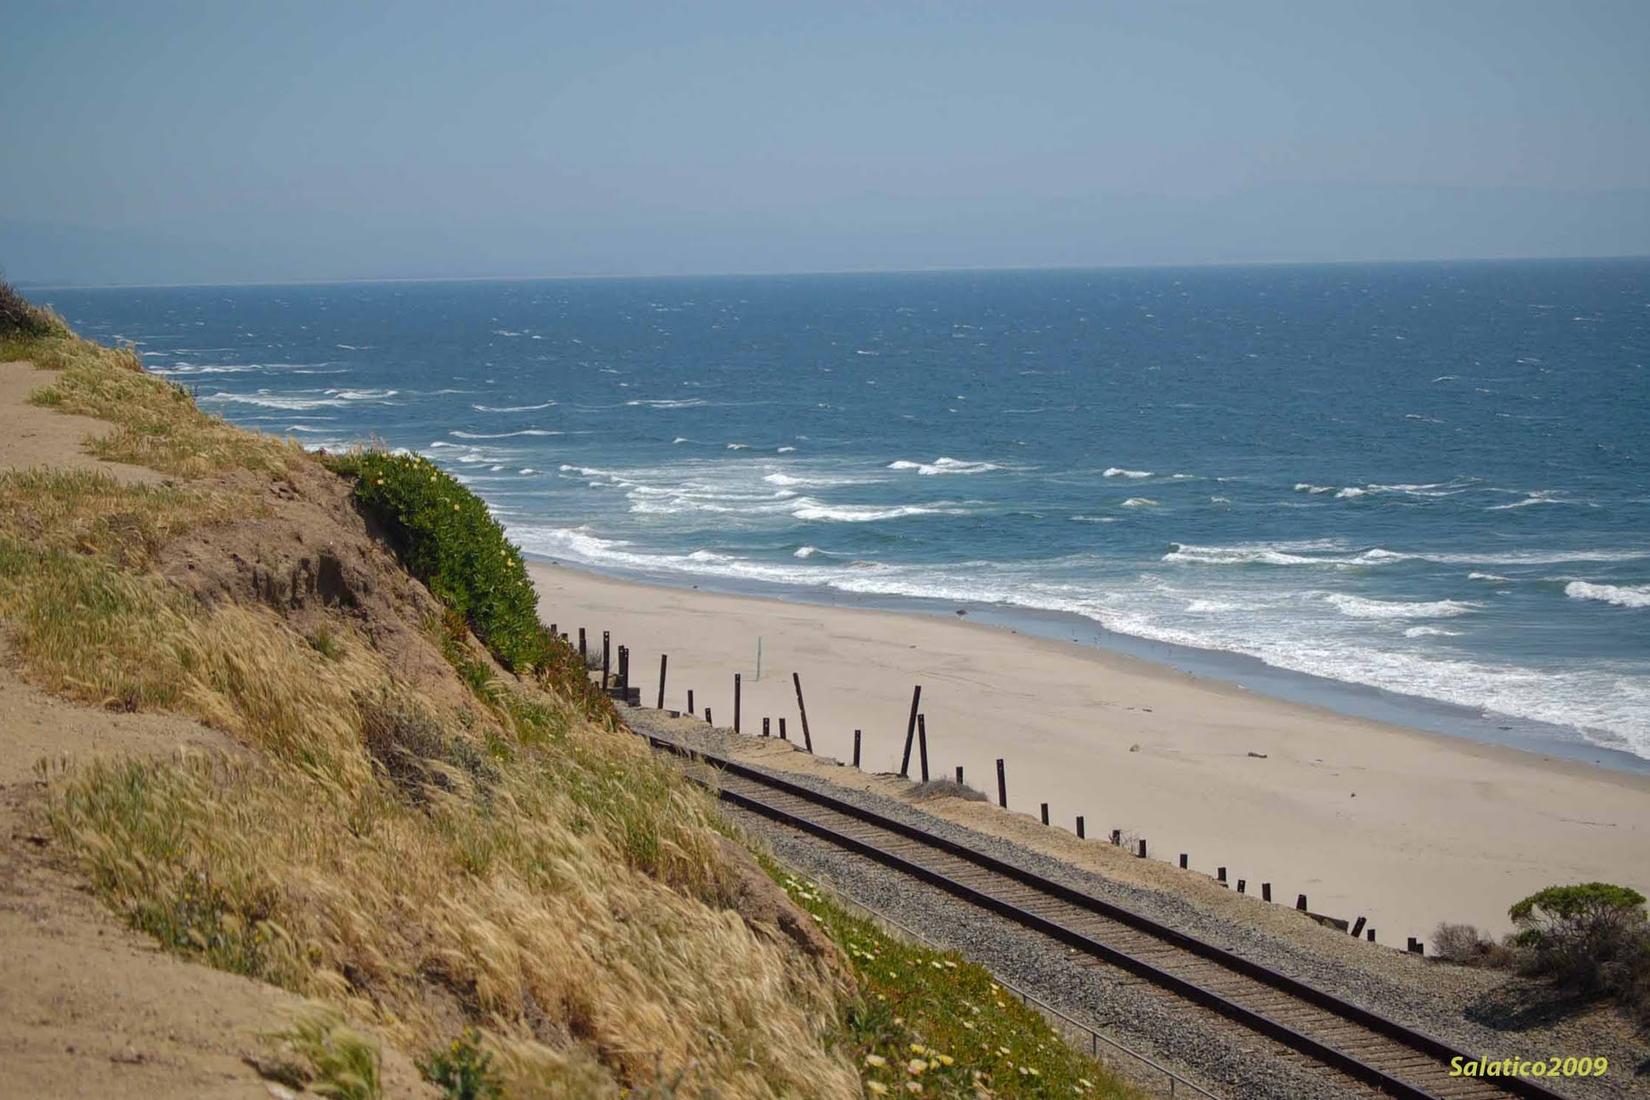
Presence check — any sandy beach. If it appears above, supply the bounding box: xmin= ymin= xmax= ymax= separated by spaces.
xmin=532 ymin=561 xmax=1650 ymax=943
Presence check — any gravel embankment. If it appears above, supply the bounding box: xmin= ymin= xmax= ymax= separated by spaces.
xmin=631 ymin=708 xmax=1639 ymax=1100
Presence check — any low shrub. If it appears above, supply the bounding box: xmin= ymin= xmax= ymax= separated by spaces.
xmin=0 ymin=278 xmax=65 ymax=339
xmin=326 ymin=450 xmax=611 ymax=722
xmin=420 ymin=1030 xmax=503 ymax=1100
xmin=1431 ymin=922 xmax=1515 ymax=969
xmin=1509 ymin=882 xmax=1650 ymax=1024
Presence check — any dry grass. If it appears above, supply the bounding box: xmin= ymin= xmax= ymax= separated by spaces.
xmin=11 ymin=322 xmax=303 ymax=477
xmin=4 ymin=307 xmax=1119 ymax=1097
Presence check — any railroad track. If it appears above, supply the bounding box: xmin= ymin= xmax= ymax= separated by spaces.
xmin=644 ymin=732 xmax=1570 ymax=1100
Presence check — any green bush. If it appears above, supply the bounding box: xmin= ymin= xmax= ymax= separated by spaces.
xmin=0 ymin=278 xmax=65 ymax=340
xmin=326 ymin=451 xmax=611 ymax=722
xmin=1510 ymin=883 xmax=1649 ymax=1005
xmin=420 ymin=1030 xmax=503 ymax=1100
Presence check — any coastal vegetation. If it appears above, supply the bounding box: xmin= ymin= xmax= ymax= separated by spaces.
xmin=1 ymin=283 xmax=1133 ymax=1098
xmin=1435 ymin=883 xmax=1650 ymax=1028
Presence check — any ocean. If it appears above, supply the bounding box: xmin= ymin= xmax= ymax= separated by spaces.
xmin=39 ymin=260 xmax=1650 ymax=766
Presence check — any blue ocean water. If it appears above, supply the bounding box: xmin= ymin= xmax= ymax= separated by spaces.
xmin=40 ymin=261 xmax=1650 ymax=763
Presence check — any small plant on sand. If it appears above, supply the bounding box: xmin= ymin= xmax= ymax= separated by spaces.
xmin=274 ymin=1008 xmax=382 ymax=1100
xmin=420 ymin=1030 xmax=504 ymax=1100
xmin=1431 ymin=922 xmax=1514 ymax=969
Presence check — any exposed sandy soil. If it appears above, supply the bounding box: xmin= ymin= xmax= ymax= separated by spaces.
xmin=0 ymin=360 xmax=435 ymax=1098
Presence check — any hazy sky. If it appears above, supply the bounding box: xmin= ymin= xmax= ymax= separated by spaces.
xmin=5 ymin=1 xmax=1649 ymax=285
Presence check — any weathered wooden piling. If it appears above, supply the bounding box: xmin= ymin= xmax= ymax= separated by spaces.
xmin=1076 ymin=815 xmax=1085 ymax=839
xmin=792 ymin=672 xmax=813 ymax=752
xmin=1040 ymin=802 xmax=1050 ymax=825
xmin=602 ymin=631 xmax=610 ymax=686
xmin=763 ymin=717 xmax=771 ymax=738
xmin=579 ymin=627 xmax=586 ymax=661
xmin=687 ymin=688 xmax=694 ymax=715
xmin=1237 ymin=879 xmax=1246 ymax=894
xmin=779 ymin=717 xmax=788 ymax=741
xmin=1262 ymin=882 xmax=1272 ymax=902
xmin=1217 ymin=866 xmax=1227 ymax=884
xmin=1350 ymin=916 xmax=1366 ymax=938
xmin=955 ymin=765 xmax=964 ymax=784
xmin=704 ymin=707 xmax=712 ymax=724
xmin=1296 ymin=894 xmax=1308 ymax=911
xmin=899 ymin=685 xmax=922 ymax=777
xmin=995 ymin=758 xmax=1007 ymax=807
xmin=733 ymin=673 xmax=741 ymax=733
xmin=656 ymin=654 xmax=668 ymax=709
xmin=917 ymin=715 xmax=930 ymax=782
xmin=1137 ymin=839 xmax=1147 ymax=859
xmin=1366 ymin=928 xmax=1376 ymax=943
xmin=852 ymin=729 xmax=861 ymax=767
xmin=1179 ymin=853 xmax=1188 ymax=869
xmin=1110 ymin=829 xmax=1121 ymax=847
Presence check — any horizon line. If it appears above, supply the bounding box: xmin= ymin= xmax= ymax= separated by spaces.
xmin=15 ymin=250 xmax=1650 ymax=292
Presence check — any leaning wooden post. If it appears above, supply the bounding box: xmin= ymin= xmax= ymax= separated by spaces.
xmin=1350 ymin=916 xmax=1366 ymax=938
xmin=1040 ymin=802 xmax=1050 ymax=826
xmin=916 ymin=715 xmax=930 ymax=782
xmin=734 ymin=673 xmax=742 ymax=733
xmin=995 ymin=758 xmax=1006 ymax=807
xmin=852 ymin=729 xmax=861 ymax=768
xmin=1366 ymin=927 xmax=1376 ymax=943
xmin=1217 ymin=866 xmax=1227 ymax=884
xmin=1296 ymin=894 xmax=1308 ymax=911
xmin=899 ymin=685 xmax=922 ymax=777
xmin=1075 ymin=815 xmax=1085 ymax=838
xmin=618 ymin=645 xmax=629 ymax=690
xmin=1262 ymin=882 xmax=1272 ymax=902
xmin=657 ymin=654 xmax=668 ymax=709
xmin=778 ymin=718 xmax=788 ymax=741
xmin=791 ymin=672 xmax=812 ymax=752
xmin=1236 ymin=879 xmax=1246 ymax=894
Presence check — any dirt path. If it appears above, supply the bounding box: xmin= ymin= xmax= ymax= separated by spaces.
xmin=0 ymin=359 xmax=433 ymax=1097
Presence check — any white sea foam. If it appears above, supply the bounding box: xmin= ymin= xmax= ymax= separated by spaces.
xmin=889 ymin=457 xmax=1002 ymax=476
xmin=1104 ymin=467 xmax=1152 ymax=479
xmin=726 ymin=443 xmax=750 ymax=450
xmin=790 ymin=498 xmax=967 ymax=523
xmin=1325 ymin=593 xmax=1478 ymax=620
xmin=1121 ymin=497 xmax=1158 ymax=507
xmin=472 ymin=401 xmax=555 ymax=412
xmin=1335 ymin=486 xmax=1368 ymax=499
xmin=672 ymin=437 xmax=690 ymax=444
xmin=1488 ymin=491 xmax=1569 ymax=511
xmin=1468 ymin=571 xmax=1510 ymax=582
xmin=1404 ymin=626 xmax=1463 ymax=637
xmin=1565 ymin=582 xmax=1650 ymax=609
xmin=1294 ymin=483 xmax=1335 ymax=494
xmin=777 ymin=446 xmax=797 ymax=453
xmin=625 ymin=398 xmax=710 ymax=408
xmin=794 ymin=545 xmax=820 ymax=559
xmin=450 ymin=429 xmax=557 ymax=438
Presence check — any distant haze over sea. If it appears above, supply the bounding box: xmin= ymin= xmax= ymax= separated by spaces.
xmin=42 ymin=260 xmax=1650 ymax=762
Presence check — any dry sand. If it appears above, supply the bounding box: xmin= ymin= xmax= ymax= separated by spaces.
xmin=532 ymin=561 xmax=1650 ymax=943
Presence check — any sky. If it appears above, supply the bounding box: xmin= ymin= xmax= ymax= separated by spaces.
xmin=4 ymin=0 xmax=1650 ymax=285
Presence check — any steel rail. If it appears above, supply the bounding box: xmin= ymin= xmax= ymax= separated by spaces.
xmin=645 ymin=734 xmax=1571 ymax=1100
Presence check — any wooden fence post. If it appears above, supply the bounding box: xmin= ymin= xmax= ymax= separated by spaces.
xmin=1076 ymin=815 xmax=1085 ymax=838
xmin=917 ymin=715 xmax=930 ymax=782
xmin=1350 ymin=916 xmax=1366 ymax=938
xmin=955 ymin=765 xmax=964 ymax=785
xmin=762 ymin=717 xmax=771 ymax=738
xmin=899 ymin=686 xmax=922 ymax=777
xmin=1137 ymin=839 xmax=1147 ymax=859
xmin=792 ymin=672 xmax=812 ymax=752
xmin=1040 ymin=802 xmax=1050 ymax=825
xmin=852 ymin=729 xmax=861 ymax=767
xmin=733 ymin=673 xmax=741 ymax=733
xmin=704 ymin=707 xmax=712 ymax=724
xmin=1296 ymin=894 xmax=1308 ymax=911
xmin=657 ymin=654 xmax=668 ymax=709
xmin=779 ymin=718 xmax=788 ymax=741
xmin=1217 ymin=867 xmax=1227 ymax=883
xmin=1237 ymin=879 xmax=1246 ymax=894
xmin=579 ymin=627 xmax=586 ymax=662
xmin=687 ymin=689 xmax=694 ymax=716
xmin=1179 ymin=854 xmax=1188 ymax=869
xmin=1262 ymin=882 xmax=1272 ymax=903
xmin=601 ymin=631 xmax=610 ymax=688
xmin=995 ymin=758 xmax=1006 ymax=807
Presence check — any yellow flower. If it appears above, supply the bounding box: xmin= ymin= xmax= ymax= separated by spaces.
xmin=866 ymin=1084 xmax=888 ymax=1096
xmin=905 ymin=1059 xmax=927 ymax=1076
xmin=864 ymin=1054 xmax=887 ymax=1068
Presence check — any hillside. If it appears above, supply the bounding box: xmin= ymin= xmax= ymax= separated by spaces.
xmin=0 ymin=284 xmax=1132 ymax=1099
